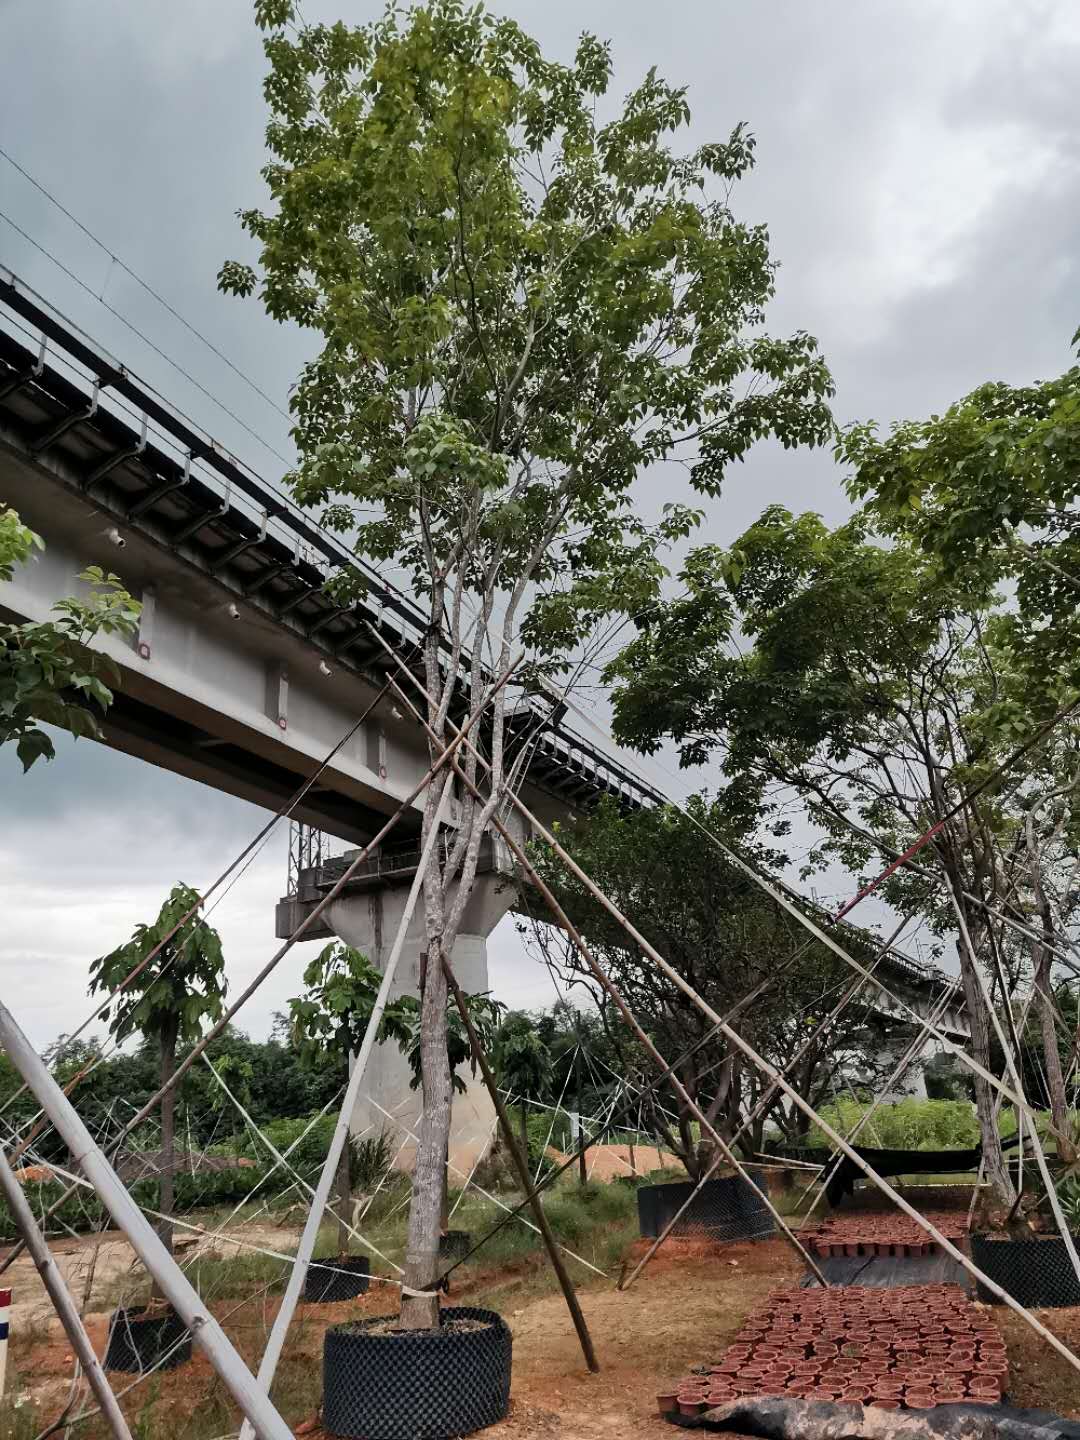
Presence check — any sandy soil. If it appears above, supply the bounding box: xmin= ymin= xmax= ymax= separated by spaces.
xmin=546 ymin=1144 xmax=683 ymax=1185
xmin=3 ymin=1219 xmax=301 ymax=1326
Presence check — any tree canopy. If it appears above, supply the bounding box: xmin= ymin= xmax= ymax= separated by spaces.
xmin=0 ymin=505 xmax=140 ymax=771
xmin=527 ymin=795 xmax=894 ymax=1174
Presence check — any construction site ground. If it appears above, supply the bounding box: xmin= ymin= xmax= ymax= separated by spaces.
xmin=7 ymin=1221 xmax=1080 ymax=1438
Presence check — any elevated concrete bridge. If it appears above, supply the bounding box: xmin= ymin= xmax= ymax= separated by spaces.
xmin=0 ymin=270 xmax=968 ymax=1163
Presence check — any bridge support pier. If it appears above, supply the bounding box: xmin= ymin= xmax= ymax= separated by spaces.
xmin=326 ymin=872 xmax=514 ymax=1175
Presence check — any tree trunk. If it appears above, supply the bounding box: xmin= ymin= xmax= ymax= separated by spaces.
xmin=154 ymin=1019 xmax=179 ymax=1299
xmin=335 ymin=1134 xmax=352 ymax=1255
xmin=1035 ymin=942 xmax=1073 ymax=1162
xmin=440 ymin=1131 xmax=450 ymax=1236
xmin=1028 ymin=835 xmax=1074 ymax=1165
xmin=955 ymin=930 xmax=1017 ymax=1217
xmin=400 ymin=935 xmax=453 ymax=1331
xmin=519 ymin=1100 xmax=529 ymax=1169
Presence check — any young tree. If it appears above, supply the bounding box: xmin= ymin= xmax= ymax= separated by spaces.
xmin=223 ymin=0 xmax=833 ymax=1327
xmin=1 ymin=506 xmax=140 ymax=770
xmin=493 ymin=1011 xmax=552 ymax=1160
xmin=528 ymin=795 xmax=893 ymax=1173
xmin=289 ymin=943 xmax=412 ymax=1254
xmin=841 ymin=349 xmax=1080 ymax=1165
xmin=89 ymin=884 xmax=227 ymax=1266
xmin=608 ymin=508 xmax=1068 ymax=1218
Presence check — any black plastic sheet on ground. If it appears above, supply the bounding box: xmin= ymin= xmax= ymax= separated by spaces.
xmin=637 ymin=1174 xmax=774 ymax=1243
xmin=800 ymin=1251 xmax=972 ymax=1290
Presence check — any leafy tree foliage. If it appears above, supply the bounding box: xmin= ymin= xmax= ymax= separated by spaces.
xmin=224 ymin=0 xmax=833 ymax=1326
xmin=0 ymin=505 xmax=140 ymax=770
xmin=607 ymin=507 xmax=1079 ymax=1215
xmin=528 ymin=796 xmax=893 ymax=1176
xmin=493 ymin=1010 xmax=552 ymax=1154
xmin=89 ymin=885 xmax=227 ymax=1263
xmin=840 ymin=344 xmax=1080 ymax=694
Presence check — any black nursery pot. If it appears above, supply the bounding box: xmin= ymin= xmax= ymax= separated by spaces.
xmin=972 ymin=1232 xmax=1080 ymax=1308
xmin=305 ymin=1254 xmax=371 ymax=1304
xmin=438 ymin=1229 xmax=472 ymax=1260
xmin=323 ymin=1305 xmax=511 ymax=1440
xmin=104 ymin=1306 xmax=192 ymax=1373
xmin=636 ymin=1173 xmax=774 ymax=1244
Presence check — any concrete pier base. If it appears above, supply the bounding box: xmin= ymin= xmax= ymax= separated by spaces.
xmin=327 ymin=870 xmax=514 ymax=1174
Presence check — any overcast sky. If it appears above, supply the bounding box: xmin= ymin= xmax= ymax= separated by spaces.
xmin=1 ymin=1 xmax=1078 ymax=1049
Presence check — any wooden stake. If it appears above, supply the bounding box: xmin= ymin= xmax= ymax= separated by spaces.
xmin=441 ymin=954 xmax=601 ymax=1373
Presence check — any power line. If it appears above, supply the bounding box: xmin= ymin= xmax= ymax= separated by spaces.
xmin=0 ymin=144 xmax=293 ymax=428
xmin=0 ymin=207 xmax=293 ymax=469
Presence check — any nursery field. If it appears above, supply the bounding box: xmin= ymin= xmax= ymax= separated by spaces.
xmin=5 ymin=1162 xmax=1080 ymax=1439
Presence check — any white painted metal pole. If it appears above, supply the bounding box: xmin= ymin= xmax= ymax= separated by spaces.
xmin=0 ymin=1146 xmax=133 ymax=1440
xmin=238 ymin=774 xmax=454 ymax=1440
xmin=0 ymin=1002 xmax=294 ymax=1440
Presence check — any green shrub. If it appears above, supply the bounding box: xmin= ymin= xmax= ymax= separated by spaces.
xmin=804 ymin=1098 xmax=982 ymax=1151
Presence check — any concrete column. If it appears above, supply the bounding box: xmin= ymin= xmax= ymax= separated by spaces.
xmin=327 ymin=869 xmax=515 ymax=1174
xmin=874 ymin=1027 xmax=931 ymax=1101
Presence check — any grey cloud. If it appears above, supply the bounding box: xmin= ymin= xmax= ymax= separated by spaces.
xmin=1 ymin=0 xmax=1078 ymax=1045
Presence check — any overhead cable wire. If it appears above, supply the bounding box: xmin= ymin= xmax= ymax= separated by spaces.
xmin=0 ymin=145 xmax=293 ymax=427
xmin=0 ymin=207 xmax=293 ymax=468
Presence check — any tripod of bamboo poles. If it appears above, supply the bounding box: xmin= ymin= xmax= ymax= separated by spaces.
xmin=0 ymin=657 xmax=518 ymax=1278
xmin=1 ymin=654 xmax=572 ymax=1440
xmin=377 ymin=631 xmax=1080 ymax=1379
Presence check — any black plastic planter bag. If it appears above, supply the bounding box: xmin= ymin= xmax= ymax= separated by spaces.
xmin=637 ymin=1174 xmax=774 ymax=1243
xmin=104 ymin=1306 xmax=191 ymax=1373
xmin=323 ymin=1305 xmax=511 ymax=1440
xmin=305 ymin=1254 xmax=370 ymax=1304
xmin=972 ymin=1232 xmax=1080 ymax=1308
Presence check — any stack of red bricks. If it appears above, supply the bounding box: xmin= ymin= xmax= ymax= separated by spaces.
xmin=805 ymin=1211 xmax=968 ymax=1258
xmin=658 ymin=1284 xmax=1007 ymax=1419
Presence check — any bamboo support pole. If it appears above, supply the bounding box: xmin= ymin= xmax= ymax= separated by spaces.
xmin=1 ymin=674 xmax=399 ymax=1156
xmin=0 ymin=1146 xmax=133 ymax=1440
xmin=378 ymin=635 xmax=1080 ymax=1368
xmin=0 ymin=1002 xmax=295 ymax=1440
xmin=620 ymin=939 xmax=904 ymax=1294
xmin=944 ymin=874 xmax=1080 ymax=1282
xmin=379 ymin=635 xmax=1063 ymax=1153
xmin=797 ymin=977 xmax=961 ymax=1225
xmin=524 ymin=818 xmax=1080 ymax=1375
xmin=237 ymin=774 xmax=455 ymax=1440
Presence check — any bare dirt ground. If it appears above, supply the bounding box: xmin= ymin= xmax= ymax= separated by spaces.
xmin=4 ymin=1218 xmax=300 ymax=1324
xmin=546 ymin=1144 xmax=681 ymax=1185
